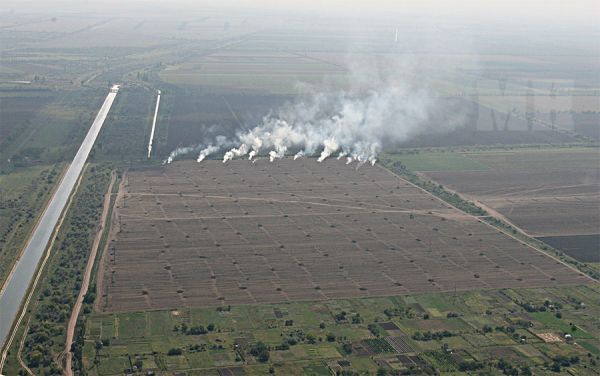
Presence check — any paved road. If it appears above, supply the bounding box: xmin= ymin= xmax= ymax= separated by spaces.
xmin=0 ymin=85 xmax=119 ymax=354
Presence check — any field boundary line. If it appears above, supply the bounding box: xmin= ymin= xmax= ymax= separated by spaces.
xmin=412 ymin=171 xmax=526 ymax=234
xmin=94 ymin=171 xmax=127 ymax=313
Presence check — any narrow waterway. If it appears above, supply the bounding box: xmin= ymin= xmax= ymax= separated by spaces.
xmin=0 ymin=85 xmax=120 ymax=355
xmin=147 ymin=89 xmax=161 ymax=158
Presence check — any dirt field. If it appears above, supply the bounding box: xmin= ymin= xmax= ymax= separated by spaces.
xmin=418 ymin=148 xmax=599 ymax=262
xmin=160 ymin=90 xmax=289 ymax=156
xmin=99 ymin=159 xmax=589 ymax=313
xmin=538 ymin=235 xmax=600 ymax=263
xmin=424 ymin=149 xmax=600 ymax=237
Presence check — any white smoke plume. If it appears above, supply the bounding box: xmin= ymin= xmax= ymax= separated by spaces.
xmin=166 ymin=54 xmax=474 ymax=165
xmin=268 ymin=146 xmax=287 ymax=162
xmin=164 ymin=135 xmax=230 ymax=164
xmin=317 ymin=138 xmax=339 ymax=162
xmin=220 ymin=86 xmax=432 ymax=164
xmin=197 ymin=135 xmax=228 ymax=162
xmin=164 ymin=145 xmax=200 ymax=164
xmin=223 ymin=143 xmax=249 ymax=163
xmin=197 ymin=145 xmax=218 ymax=162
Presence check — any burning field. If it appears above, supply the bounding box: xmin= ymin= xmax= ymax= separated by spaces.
xmin=99 ymin=159 xmax=589 ymax=313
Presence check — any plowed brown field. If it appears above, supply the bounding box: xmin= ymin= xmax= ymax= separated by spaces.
xmin=99 ymin=159 xmax=589 ymax=312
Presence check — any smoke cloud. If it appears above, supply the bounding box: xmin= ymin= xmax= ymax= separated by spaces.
xmin=165 ymin=145 xmax=200 ymax=164
xmin=165 ymin=55 xmax=472 ymax=165
xmin=164 ymin=135 xmax=229 ymax=164
xmin=197 ymin=145 xmax=219 ymax=162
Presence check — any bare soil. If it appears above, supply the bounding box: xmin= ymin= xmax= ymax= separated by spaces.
xmin=99 ymin=159 xmax=589 ymax=313
xmin=425 ymin=149 xmax=600 ymax=237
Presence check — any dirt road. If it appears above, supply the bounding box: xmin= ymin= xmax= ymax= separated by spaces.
xmin=94 ymin=172 xmax=126 ymax=313
xmin=62 ymin=171 xmax=116 ymax=376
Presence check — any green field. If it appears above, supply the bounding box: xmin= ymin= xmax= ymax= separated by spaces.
xmin=73 ymin=285 xmax=600 ymax=376
xmin=160 ymin=71 xmax=349 ymax=95
xmin=464 ymin=147 xmax=600 ymax=171
xmin=384 ymin=146 xmax=599 ymax=173
xmin=0 ymin=164 xmax=63 ymax=286
xmin=158 ymin=49 xmax=351 ymax=94
xmin=0 ymin=89 xmax=106 ymax=170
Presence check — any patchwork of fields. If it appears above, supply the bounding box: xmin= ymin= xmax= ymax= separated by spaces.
xmin=393 ymin=148 xmax=600 ymax=263
xmin=84 ymin=285 xmax=600 ymax=375
xmin=160 ymin=50 xmax=348 ymax=94
xmin=99 ymin=159 xmax=589 ymax=313
xmin=0 ymin=89 xmax=106 ymax=169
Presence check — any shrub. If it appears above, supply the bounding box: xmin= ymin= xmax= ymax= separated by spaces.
xmin=167 ymin=348 xmax=182 ymax=356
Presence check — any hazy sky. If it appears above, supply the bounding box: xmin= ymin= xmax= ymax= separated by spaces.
xmin=1 ymin=0 xmax=598 ymax=41
xmin=2 ymin=0 xmax=598 ymax=17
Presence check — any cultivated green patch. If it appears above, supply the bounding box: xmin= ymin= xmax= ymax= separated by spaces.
xmin=80 ymin=285 xmax=600 ymax=376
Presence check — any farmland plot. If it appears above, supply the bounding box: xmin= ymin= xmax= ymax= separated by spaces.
xmin=99 ymin=159 xmax=589 ymax=312
xmin=417 ymin=148 xmax=600 ymax=261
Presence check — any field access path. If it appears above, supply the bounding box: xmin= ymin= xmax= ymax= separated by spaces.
xmin=0 ymin=85 xmax=120 ymax=370
xmin=62 ymin=171 xmax=116 ymax=376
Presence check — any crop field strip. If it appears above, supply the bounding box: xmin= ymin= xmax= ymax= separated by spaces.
xmin=419 ymin=149 xmax=600 ymax=254
xmin=537 ymin=234 xmax=600 ymax=263
xmin=80 ymin=284 xmax=600 ymax=375
xmin=427 ymin=169 xmax=599 ymax=236
xmin=394 ymin=148 xmax=600 ymax=267
xmin=99 ymin=159 xmax=589 ymax=313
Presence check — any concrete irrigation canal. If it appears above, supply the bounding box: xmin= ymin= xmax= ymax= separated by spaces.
xmin=0 ymin=85 xmax=120 ymax=365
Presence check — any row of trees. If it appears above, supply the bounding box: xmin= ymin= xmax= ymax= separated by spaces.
xmin=21 ymin=166 xmax=112 ymax=374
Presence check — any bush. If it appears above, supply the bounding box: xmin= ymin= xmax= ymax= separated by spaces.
xmin=342 ymin=343 xmax=353 ymax=354
xmin=249 ymin=341 xmax=270 ymax=363
xmin=167 ymin=348 xmax=182 ymax=356
xmin=258 ymin=351 xmax=270 ymax=362
xmin=458 ymin=361 xmax=484 ymax=371
xmin=412 ymin=330 xmax=455 ymax=341
xmin=187 ymin=326 xmax=207 ymax=335
xmin=368 ymin=324 xmax=382 ymax=337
